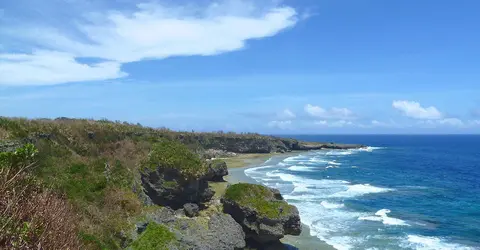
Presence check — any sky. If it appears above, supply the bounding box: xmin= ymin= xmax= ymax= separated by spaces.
xmin=1 ymin=0 xmax=480 ymax=134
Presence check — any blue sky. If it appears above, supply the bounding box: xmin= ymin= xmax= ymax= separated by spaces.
xmin=1 ymin=0 xmax=480 ymax=134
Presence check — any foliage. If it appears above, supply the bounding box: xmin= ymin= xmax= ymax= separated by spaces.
xmin=0 ymin=144 xmax=81 ymax=249
xmin=144 ymin=139 xmax=206 ymax=178
xmin=0 ymin=117 xmax=300 ymax=249
xmin=224 ymin=183 xmax=294 ymax=219
xmin=130 ymin=222 xmax=176 ymax=250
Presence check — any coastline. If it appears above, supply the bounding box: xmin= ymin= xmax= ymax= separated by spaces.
xmin=224 ymin=152 xmax=336 ymax=250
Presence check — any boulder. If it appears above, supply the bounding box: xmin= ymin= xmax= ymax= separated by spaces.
xmin=183 ymin=203 xmax=200 ymax=217
xmin=222 ymin=183 xmax=301 ymax=246
xmin=206 ymin=159 xmax=229 ymax=181
xmin=140 ymin=140 xmax=215 ymax=209
xmin=133 ymin=207 xmax=246 ymax=250
xmin=141 ymin=167 xmax=214 ymax=209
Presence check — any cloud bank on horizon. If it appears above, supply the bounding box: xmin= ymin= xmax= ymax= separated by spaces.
xmin=1 ymin=0 xmax=480 ymax=133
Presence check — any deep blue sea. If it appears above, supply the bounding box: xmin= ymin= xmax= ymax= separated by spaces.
xmin=244 ymin=135 xmax=480 ymax=250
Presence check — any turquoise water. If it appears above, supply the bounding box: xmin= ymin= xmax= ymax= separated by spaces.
xmin=245 ymin=135 xmax=480 ymax=250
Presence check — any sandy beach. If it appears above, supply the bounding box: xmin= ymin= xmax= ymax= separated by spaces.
xmin=222 ymin=153 xmax=336 ymax=250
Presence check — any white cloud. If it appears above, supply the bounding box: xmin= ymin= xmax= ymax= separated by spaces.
xmin=314 ymin=120 xmax=353 ymax=128
xmin=0 ymin=1 xmax=298 ymax=85
xmin=0 ymin=51 xmax=125 ymax=86
xmin=304 ymin=104 xmax=356 ymax=120
xmin=418 ymin=118 xmax=465 ymax=128
xmin=268 ymin=120 xmax=292 ymax=130
xmin=278 ymin=109 xmax=296 ymax=119
xmin=437 ymin=118 xmax=464 ymax=127
xmin=469 ymin=120 xmax=480 ymax=126
xmin=392 ymin=100 xmax=443 ymax=120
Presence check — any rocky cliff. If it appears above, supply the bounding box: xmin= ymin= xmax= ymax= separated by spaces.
xmin=222 ymin=183 xmax=302 ymax=247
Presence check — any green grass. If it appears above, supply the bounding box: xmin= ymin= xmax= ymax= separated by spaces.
xmin=130 ymin=222 xmax=176 ymax=250
xmin=224 ymin=183 xmax=294 ymax=219
xmin=144 ymin=139 xmax=207 ymax=178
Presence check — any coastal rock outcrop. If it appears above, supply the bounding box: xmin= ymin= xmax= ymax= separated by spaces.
xmin=221 ymin=183 xmax=301 ymax=246
xmin=140 ymin=140 xmax=214 ymax=209
xmin=141 ymin=166 xmax=214 ymax=209
xmin=132 ymin=207 xmax=246 ymax=250
xmin=206 ymin=159 xmax=229 ymax=181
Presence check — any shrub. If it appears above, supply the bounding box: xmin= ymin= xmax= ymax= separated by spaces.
xmin=224 ymin=183 xmax=294 ymax=219
xmin=130 ymin=222 xmax=176 ymax=250
xmin=0 ymin=144 xmax=81 ymax=249
xmin=144 ymin=140 xmax=206 ymax=178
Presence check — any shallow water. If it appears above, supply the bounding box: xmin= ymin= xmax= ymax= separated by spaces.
xmin=245 ymin=135 xmax=480 ymax=250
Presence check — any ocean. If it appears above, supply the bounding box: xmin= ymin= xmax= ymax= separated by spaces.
xmin=244 ymin=135 xmax=480 ymax=250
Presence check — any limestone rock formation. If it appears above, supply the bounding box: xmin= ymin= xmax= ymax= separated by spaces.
xmin=221 ymin=183 xmax=301 ymax=246
xmin=206 ymin=159 xmax=229 ymax=181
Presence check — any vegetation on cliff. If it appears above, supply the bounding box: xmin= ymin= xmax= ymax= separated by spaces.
xmin=130 ymin=222 xmax=176 ymax=250
xmin=144 ymin=139 xmax=206 ymax=178
xmin=0 ymin=117 xmax=351 ymax=249
xmin=224 ymin=183 xmax=295 ymax=219
xmin=0 ymin=144 xmax=81 ymax=249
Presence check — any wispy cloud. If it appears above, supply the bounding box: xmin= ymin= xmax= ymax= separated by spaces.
xmin=0 ymin=0 xmax=299 ymax=86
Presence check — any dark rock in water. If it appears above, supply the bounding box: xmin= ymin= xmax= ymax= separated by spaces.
xmin=141 ymin=167 xmax=214 ymax=209
xmin=206 ymin=159 xmax=229 ymax=181
xmin=222 ymin=183 xmax=301 ymax=247
xmin=183 ymin=203 xmax=200 ymax=217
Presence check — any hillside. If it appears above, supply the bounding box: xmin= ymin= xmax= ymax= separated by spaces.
xmin=0 ymin=117 xmax=362 ymax=249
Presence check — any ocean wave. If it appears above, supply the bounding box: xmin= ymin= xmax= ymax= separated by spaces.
xmin=283 ymin=155 xmax=304 ymax=162
xmin=321 ymin=201 xmax=345 ymax=209
xmin=328 ymin=161 xmax=341 ymax=165
xmin=287 ymin=165 xmax=315 ymax=172
xmin=326 ymin=150 xmax=353 ymax=156
xmin=402 ymin=235 xmax=477 ymax=250
xmin=326 ymin=165 xmax=340 ymax=169
xmin=355 ymin=146 xmax=384 ymax=152
xmin=358 ymin=209 xmax=409 ymax=226
xmin=244 ymin=165 xmax=275 ymax=174
xmin=330 ymin=184 xmax=394 ymax=198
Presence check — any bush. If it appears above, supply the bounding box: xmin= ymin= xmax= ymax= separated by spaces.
xmin=0 ymin=144 xmax=81 ymax=249
xmin=130 ymin=222 xmax=176 ymax=250
xmin=224 ymin=183 xmax=294 ymax=219
xmin=144 ymin=140 xmax=206 ymax=178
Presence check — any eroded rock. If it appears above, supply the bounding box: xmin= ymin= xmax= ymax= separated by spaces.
xmin=206 ymin=159 xmax=229 ymax=182
xmin=221 ymin=183 xmax=301 ymax=246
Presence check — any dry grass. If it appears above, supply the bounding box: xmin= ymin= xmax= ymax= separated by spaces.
xmin=0 ymin=145 xmax=81 ymax=250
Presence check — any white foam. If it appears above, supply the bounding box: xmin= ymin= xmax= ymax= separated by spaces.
xmin=402 ymin=235 xmax=476 ymax=250
xmin=321 ymin=201 xmax=345 ymax=209
xmin=326 ymin=165 xmax=339 ymax=169
xmin=288 ymin=165 xmax=314 ymax=172
xmin=244 ymin=165 xmax=274 ymax=174
xmin=283 ymin=155 xmax=304 ymax=162
xmin=330 ymin=184 xmax=393 ymax=198
xmin=326 ymin=150 xmax=353 ymax=156
xmin=358 ymin=209 xmax=409 ymax=226
xmin=356 ymin=146 xmax=383 ymax=152
xmin=328 ymin=161 xmax=342 ymax=165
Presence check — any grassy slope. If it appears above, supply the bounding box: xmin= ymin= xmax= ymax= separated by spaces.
xmin=0 ymin=117 xmax=302 ymax=249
